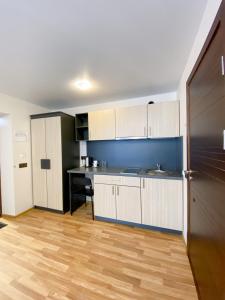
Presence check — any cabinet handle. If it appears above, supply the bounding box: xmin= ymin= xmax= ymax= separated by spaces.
xmin=117 ymin=186 xmax=119 ymax=196
xmin=112 ymin=186 xmax=114 ymax=195
xmin=221 ymin=56 xmax=225 ymax=76
xmin=143 ymin=179 xmax=145 ymax=189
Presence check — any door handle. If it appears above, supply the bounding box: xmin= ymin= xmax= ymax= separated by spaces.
xmin=223 ymin=130 xmax=225 ymax=150
xmin=183 ymin=170 xmax=196 ymax=180
xmin=221 ymin=56 xmax=224 ymax=76
xmin=41 ymin=159 xmax=51 ymax=170
xmin=183 ymin=170 xmax=194 ymax=175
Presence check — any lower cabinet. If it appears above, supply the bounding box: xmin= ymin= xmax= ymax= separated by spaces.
xmin=94 ymin=184 xmax=116 ymax=219
xmin=94 ymin=175 xmax=141 ymax=224
xmin=116 ymin=185 xmax=141 ymax=223
xmin=94 ymin=175 xmax=183 ymax=232
xmin=141 ymin=178 xmax=183 ymax=231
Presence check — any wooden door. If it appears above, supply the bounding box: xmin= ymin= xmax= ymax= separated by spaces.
xmin=187 ymin=2 xmax=225 ymax=299
xmin=116 ymin=105 xmax=147 ymax=138
xmin=116 ymin=185 xmax=141 ymax=223
xmin=148 ymin=101 xmax=180 ymax=138
xmin=141 ymin=178 xmax=183 ymax=230
xmin=31 ymin=118 xmax=48 ymax=208
xmin=46 ymin=117 xmax=63 ymax=211
xmin=88 ymin=109 xmax=115 ymax=140
xmin=94 ymin=184 xmax=116 ymax=218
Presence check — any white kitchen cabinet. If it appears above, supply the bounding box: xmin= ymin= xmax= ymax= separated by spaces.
xmin=116 ymin=105 xmax=147 ymax=138
xmin=116 ymin=185 xmax=141 ymax=223
xmin=45 ymin=117 xmax=63 ymax=211
xmin=94 ymin=175 xmax=140 ymax=187
xmin=88 ymin=109 xmax=115 ymax=140
xmin=31 ymin=118 xmax=48 ymax=208
xmin=94 ymin=184 xmax=116 ymax=219
xmin=31 ymin=113 xmax=76 ymax=212
xmin=141 ymin=178 xmax=183 ymax=231
xmin=94 ymin=175 xmax=141 ymax=223
xmin=148 ymin=101 xmax=180 ymax=138
xmin=94 ymin=175 xmax=183 ymax=232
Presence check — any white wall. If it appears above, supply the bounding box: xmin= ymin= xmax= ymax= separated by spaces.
xmin=178 ymin=0 xmax=222 ymax=242
xmin=0 ymin=93 xmax=48 ymax=215
xmin=62 ymin=92 xmax=177 ymax=115
xmin=0 ymin=115 xmax=15 ymax=215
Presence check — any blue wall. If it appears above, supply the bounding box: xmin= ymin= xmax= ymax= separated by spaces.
xmin=87 ymin=138 xmax=183 ymax=171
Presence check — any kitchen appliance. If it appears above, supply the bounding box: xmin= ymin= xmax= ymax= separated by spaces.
xmin=93 ymin=160 xmax=98 ymax=168
xmin=85 ymin=156 xmax=93 ymax=168
xmin=100 ymin=160 xmax=107 ymax=168
xmin=81 ymin=156 xmax=86 ymax=167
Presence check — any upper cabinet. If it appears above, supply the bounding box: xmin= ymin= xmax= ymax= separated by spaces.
xmin=76 ymin=101 xmax=180 ymax=141
xmin=88 ymin=109 xmax=116 ymax=141
xmin=116 ymin=105 xmax=147 ymax=138
xmin=148 ymin=101 xmax=180 ymax=138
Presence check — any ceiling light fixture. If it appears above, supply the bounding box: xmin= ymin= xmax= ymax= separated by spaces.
xmin=74 ymin=79 xmax=92 ymax=91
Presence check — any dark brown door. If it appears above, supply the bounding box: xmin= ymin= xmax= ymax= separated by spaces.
xmin=187 ymin=2 xmax=225 ymax=299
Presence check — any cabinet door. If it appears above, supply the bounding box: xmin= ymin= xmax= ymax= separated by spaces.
xmin=94 ymin=184 xmax=116 ymax=219
xmin=89 ymin=109 xmax=115 ymax=140
xmin=46 ymin=117 xmax=63 ymax=211
xmin=31 ymin=119 xmax=48 ymax=208
xmin=141 ymin=178 xmax=183 ymax=231
xmin=116 ymin=105 xmax=147 ymax=138
xmin=116 ymin=186 xmax=141 ymax=223
xmin=148 ymin=101 xmax=180 ymax=138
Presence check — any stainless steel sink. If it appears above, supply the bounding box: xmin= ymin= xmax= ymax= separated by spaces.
xmin=152 ymin=169 xmax=166 ymax=173
xmin=146 ymin=169 xmax=168 ymax=175
xmin=120 ymin=168 xmax=141 ymax=175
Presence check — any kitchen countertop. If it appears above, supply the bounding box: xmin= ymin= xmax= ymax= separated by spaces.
xmin=67 ymin=167 xmax=183 ymax=180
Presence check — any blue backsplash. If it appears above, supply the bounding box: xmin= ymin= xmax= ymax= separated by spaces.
xmin=87 ymin=138 xmax=183 ymax=171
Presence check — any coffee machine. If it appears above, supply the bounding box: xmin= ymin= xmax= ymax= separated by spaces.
xmin=81 ymin=156 xmax=93 ymax=168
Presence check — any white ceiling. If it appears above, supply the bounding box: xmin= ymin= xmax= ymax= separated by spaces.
xmin=0 ymin=0 xmax=207 ymax=109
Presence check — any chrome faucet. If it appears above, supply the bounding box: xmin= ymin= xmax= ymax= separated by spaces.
xmin=156 ymin=163 xmax=161 ymax=171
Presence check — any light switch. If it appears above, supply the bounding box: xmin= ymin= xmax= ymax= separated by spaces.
xmin=19 ymin=163 xmax=28 ymax=168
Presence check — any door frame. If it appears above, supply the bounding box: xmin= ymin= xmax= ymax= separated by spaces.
xmin=186 ymin=0 xmax=223 ymax=253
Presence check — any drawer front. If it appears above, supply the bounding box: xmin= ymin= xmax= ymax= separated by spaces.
xmin=94 ymin=175 xmax=121 ymax=185
xmin=119 ymin=176 xmax=140 ymax=187
xmin=94 ymin=175 xmax=140 ymax=187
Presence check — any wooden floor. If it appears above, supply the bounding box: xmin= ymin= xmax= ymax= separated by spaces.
xmin=0 ymin=205 xmax=198 ymax=300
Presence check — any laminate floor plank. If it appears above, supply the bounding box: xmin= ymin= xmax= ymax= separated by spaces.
xmin=0 ymin=204 xmax=197 ymax=300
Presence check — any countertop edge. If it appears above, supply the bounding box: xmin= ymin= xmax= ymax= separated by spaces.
xmin=67 ymin=168 xmax=183 ymax=180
